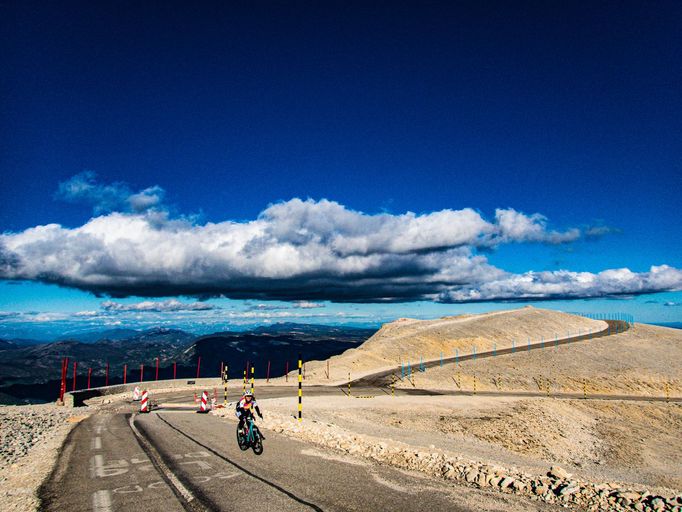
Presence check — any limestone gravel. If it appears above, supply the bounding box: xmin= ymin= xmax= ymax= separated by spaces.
xmin=0 ymin=404 xmax=88 ymax=512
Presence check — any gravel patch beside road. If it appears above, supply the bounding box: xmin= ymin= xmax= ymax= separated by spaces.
xmin=0 ymin=404 xmax=91 ymax=512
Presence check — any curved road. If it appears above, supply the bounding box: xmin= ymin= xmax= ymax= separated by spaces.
xmin=41 ymin=319 xmax=676 ymax=511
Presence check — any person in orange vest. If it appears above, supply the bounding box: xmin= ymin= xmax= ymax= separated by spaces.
xmin=235 ymin=390 xmax=263 ymax=435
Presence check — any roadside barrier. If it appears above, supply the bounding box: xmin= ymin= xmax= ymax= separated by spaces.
xmin=222 ymin=364 xmax=228 ymax=406
xmin=298 ymin=354 xmax=303 ymax=421
xmin=140 ymin=390 xmax=150 ymax=413
xmin=198 ymin=390 xmax=209 ymax=413
xmin=133 ymin=386 xmax=141 ymax=401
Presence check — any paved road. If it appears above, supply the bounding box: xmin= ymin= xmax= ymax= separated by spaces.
xmin=41 ymin=408 xmax=561 ymax=512
xmin=354 ymin=320 xmax=632 ymax=387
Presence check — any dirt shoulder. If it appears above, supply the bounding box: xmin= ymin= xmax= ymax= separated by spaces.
xmin=0 ymin=404 xmax=91 ymax=512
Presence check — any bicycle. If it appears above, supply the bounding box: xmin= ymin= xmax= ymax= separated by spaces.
xmin=236 ymin=415 xmax=264 ymax=455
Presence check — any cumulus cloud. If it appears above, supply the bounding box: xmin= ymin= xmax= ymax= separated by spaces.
xmin=101 ymin=299 xmax=217 ymax=312
xmin=292 ymin=301 xmax=325 ymax=309
xmin=494 ymin=209 xmax=580 ymax=244
xmin=3 ymin=188 xmax=677 ymax=303
xmin=439 ymin=265 xmax=682 ymax=303
xmin=55 ymin=172 xmax=165 ymax=213
xmin=244 ymin=300 xmax=325 ymax=311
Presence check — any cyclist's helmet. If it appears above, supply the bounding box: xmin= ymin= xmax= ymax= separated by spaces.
xmin=244 ymin=390 xmax=254 ymax=398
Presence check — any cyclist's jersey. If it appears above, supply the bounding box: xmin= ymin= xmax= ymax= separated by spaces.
xmin=237 ymin=397 xmax=258 ymax=412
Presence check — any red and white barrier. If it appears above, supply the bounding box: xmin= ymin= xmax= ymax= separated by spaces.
xmin=133 ymin=386 xmax=141 ymax=401
xmin=140 ymin=390 xmax=150 ymax=413
xmin=198 ymin=390 xmax=209 ymax=413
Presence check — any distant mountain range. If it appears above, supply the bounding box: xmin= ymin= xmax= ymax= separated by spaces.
xmin=0 ymin=323 xmax=375 ymax=404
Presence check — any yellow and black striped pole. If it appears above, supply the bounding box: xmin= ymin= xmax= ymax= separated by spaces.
xmin=250 ymin=366 xmax=255 ymax=394
xmin=582 ymin=378 xmax=587 ymax=400
xmin=348 ymin=372 xmax=351 ymax=398
xmin=243 ymin=369 xmax=246 ymax=394
xmin=223 ymin=364 xmax=229 ymax=406
xmin=297 ymin=354 xmax=302 ymax=422
xmin=391 ymin=374 xmax=395 ymax=397
xmin=473 ymin=373 xmax=477 ymax=394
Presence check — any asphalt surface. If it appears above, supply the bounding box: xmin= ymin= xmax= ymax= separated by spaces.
xmin=41 ymin=319 xmax=675 ymax=511
xmin=41 ymin=407 xmax=562 ymax=512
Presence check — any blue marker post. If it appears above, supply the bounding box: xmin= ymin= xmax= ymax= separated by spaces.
xmin=401 ymin=363 xmax=405 ymax=380
xmin=440 ymin=352 xmax=443 ymax=367
xmin=419 ymin=356 xmax=424 ymax=372
xmin=512 ymin=339 xmax=515 ymax=353
xmin=455 ymin=349 xmax=459 ymax=366
xmin=555 ymin=333 xmax=558 ymax=349
xmin=472 ymin=346 xmax=476 ymax=362
xmin=527 ymin=337 xmax=530 ymax=353
xmin=493 ymin=343 xmax=496 ymax=357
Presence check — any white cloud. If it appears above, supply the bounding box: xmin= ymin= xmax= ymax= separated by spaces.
xmin=55 ymin=172 xmax=165 ymax=214
xmin=292 ymin=301 xmax=325 ymax=309
xmin=2 ymin=187 xmax=676 ymax=303
xmin=101 ymin=299 xmax=216 ymax=312
xmin=439 ymin=265 xmax=682 ymax=302
xmin=494 ymin=208 xmax=581 ymax=244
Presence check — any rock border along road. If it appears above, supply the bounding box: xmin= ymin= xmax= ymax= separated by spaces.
xmin=40 ymin=405 xmax=563 ymax=512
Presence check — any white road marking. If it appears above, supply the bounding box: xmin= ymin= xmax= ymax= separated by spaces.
xmin=185 ymin=451 xmax=210 ymax=458
xmin=112 ymin=484 xmax=143 ymax=494
xmin=179 ymin=460 xmax=213 ymax=470
xmin=90 ymin=455 xmax=129 ymax=478
xmin=91 ymin=437 xmax=102 ymax=450
xmin=91 ymin=490 xmax=112 ymax=512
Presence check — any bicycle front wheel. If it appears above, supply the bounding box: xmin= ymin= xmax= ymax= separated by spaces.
xmin=236 ymin=426 xmax=249 ymax=451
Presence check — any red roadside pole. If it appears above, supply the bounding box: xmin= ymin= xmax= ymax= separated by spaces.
xmin=266 ymin=360 xmax=271 ymax=383
xmin=59 ymin=357 xmax=68 ymax=403
xmin=123 ymin=364 xmax=127 ymax=384
xmin=140 ymin=364 xmax=144 ymax=382
xmin=87 ymin=368 xmax=92 ymax=389
xmin=105 ymin=362 xmax=109 ymax=386
xmin=173 ymin=362 xmax=177 ymax=380
xmin=72 ymin=362 xmax=77 ymax=391
xmin=155 ymin=357 xmax=159 ymax=381
xmin=196 ymin=356 xmax=201 ymax=379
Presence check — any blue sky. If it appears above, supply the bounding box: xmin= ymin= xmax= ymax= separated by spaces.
xmin=1 ymin=1 xmax=681 ymax=338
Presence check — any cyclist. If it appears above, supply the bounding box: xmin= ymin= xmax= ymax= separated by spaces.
xmin=235 ymin=390 xmax=263 ymax=435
